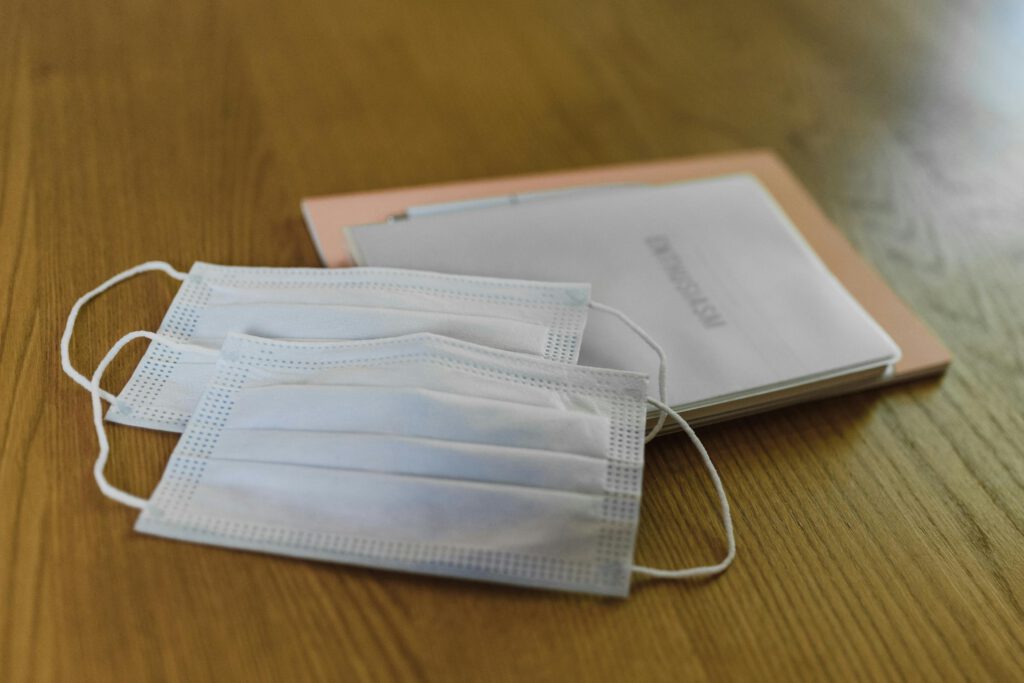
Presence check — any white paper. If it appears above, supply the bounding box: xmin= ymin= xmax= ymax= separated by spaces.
xmin=345 ymin=174 xmax=900 ymax=411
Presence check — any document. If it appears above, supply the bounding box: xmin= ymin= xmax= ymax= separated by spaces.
xmin=342 ymin=174 xmax=902 ymax=423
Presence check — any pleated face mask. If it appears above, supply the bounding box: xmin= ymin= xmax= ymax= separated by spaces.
xmin=88 ymin=332 xmax=733 ymax=597
xmin=62 ymin=262 xmax=593 ymax=433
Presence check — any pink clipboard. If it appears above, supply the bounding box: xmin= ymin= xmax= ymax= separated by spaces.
xmin=302 ymin=150 xmax=950 ymax=383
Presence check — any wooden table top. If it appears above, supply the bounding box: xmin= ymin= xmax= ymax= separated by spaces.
xmin=3 ymin=0 xmax=1023 ymax=680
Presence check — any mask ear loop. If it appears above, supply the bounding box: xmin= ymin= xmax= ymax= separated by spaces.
xmin=89 ymin=330 xmax=217 ymax=509
xmin=633 ymin=397 xmax=736 ymax=580
xmin=61 ymin=261 xmax=187 ymax=402
xmin=588 ymin=301 xmax=668 ymax=442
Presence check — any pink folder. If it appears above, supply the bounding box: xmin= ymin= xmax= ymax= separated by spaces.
xmin=302 ymin=150 xmax=950 ymax=384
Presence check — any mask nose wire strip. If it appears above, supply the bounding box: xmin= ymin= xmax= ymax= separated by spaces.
xmin=588 ymin=301 xmax=668 ymax=442
xmin=633 ymin=397 xmax=736 ymax=580
xmin=61 ymin=261 xmax=187 ymax=402
xmin=90 ymin=330 xmax=217 ymax=510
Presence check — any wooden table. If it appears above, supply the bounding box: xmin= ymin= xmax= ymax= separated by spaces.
xmin=3 ymin=0 xmax=1023 ymax=680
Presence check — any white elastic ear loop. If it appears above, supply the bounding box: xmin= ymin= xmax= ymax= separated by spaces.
xmin=633 ymin=397 xmax=736 ymax=580
xmin=61 ymin=261 xmax=187 ymax=402
xmin=589 ymin=301 xmax=668 ymax=442
xmin=90 ymin=330 xmax=216 ymax=509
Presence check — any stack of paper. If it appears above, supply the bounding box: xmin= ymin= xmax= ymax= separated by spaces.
xmin=334 ymin=174 xmax=901 ymax=426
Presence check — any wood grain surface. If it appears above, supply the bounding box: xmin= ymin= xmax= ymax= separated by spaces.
xmin=3 ymin=0 xmax=1023 ymax=680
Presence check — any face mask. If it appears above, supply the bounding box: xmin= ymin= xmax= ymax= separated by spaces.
xmin=87 ymin=331 xmax=732 ymax=597
xmin=62 ymin=262 xmax=671 ymax=440
xmin=61 ymin=262 xmax=594 ymax=433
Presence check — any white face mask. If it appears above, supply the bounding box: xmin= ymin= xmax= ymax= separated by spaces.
xmin=61 ymin=262 xmax=593 ymax=433
xmin=88 ymin=332 xmax=733 ymax=597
